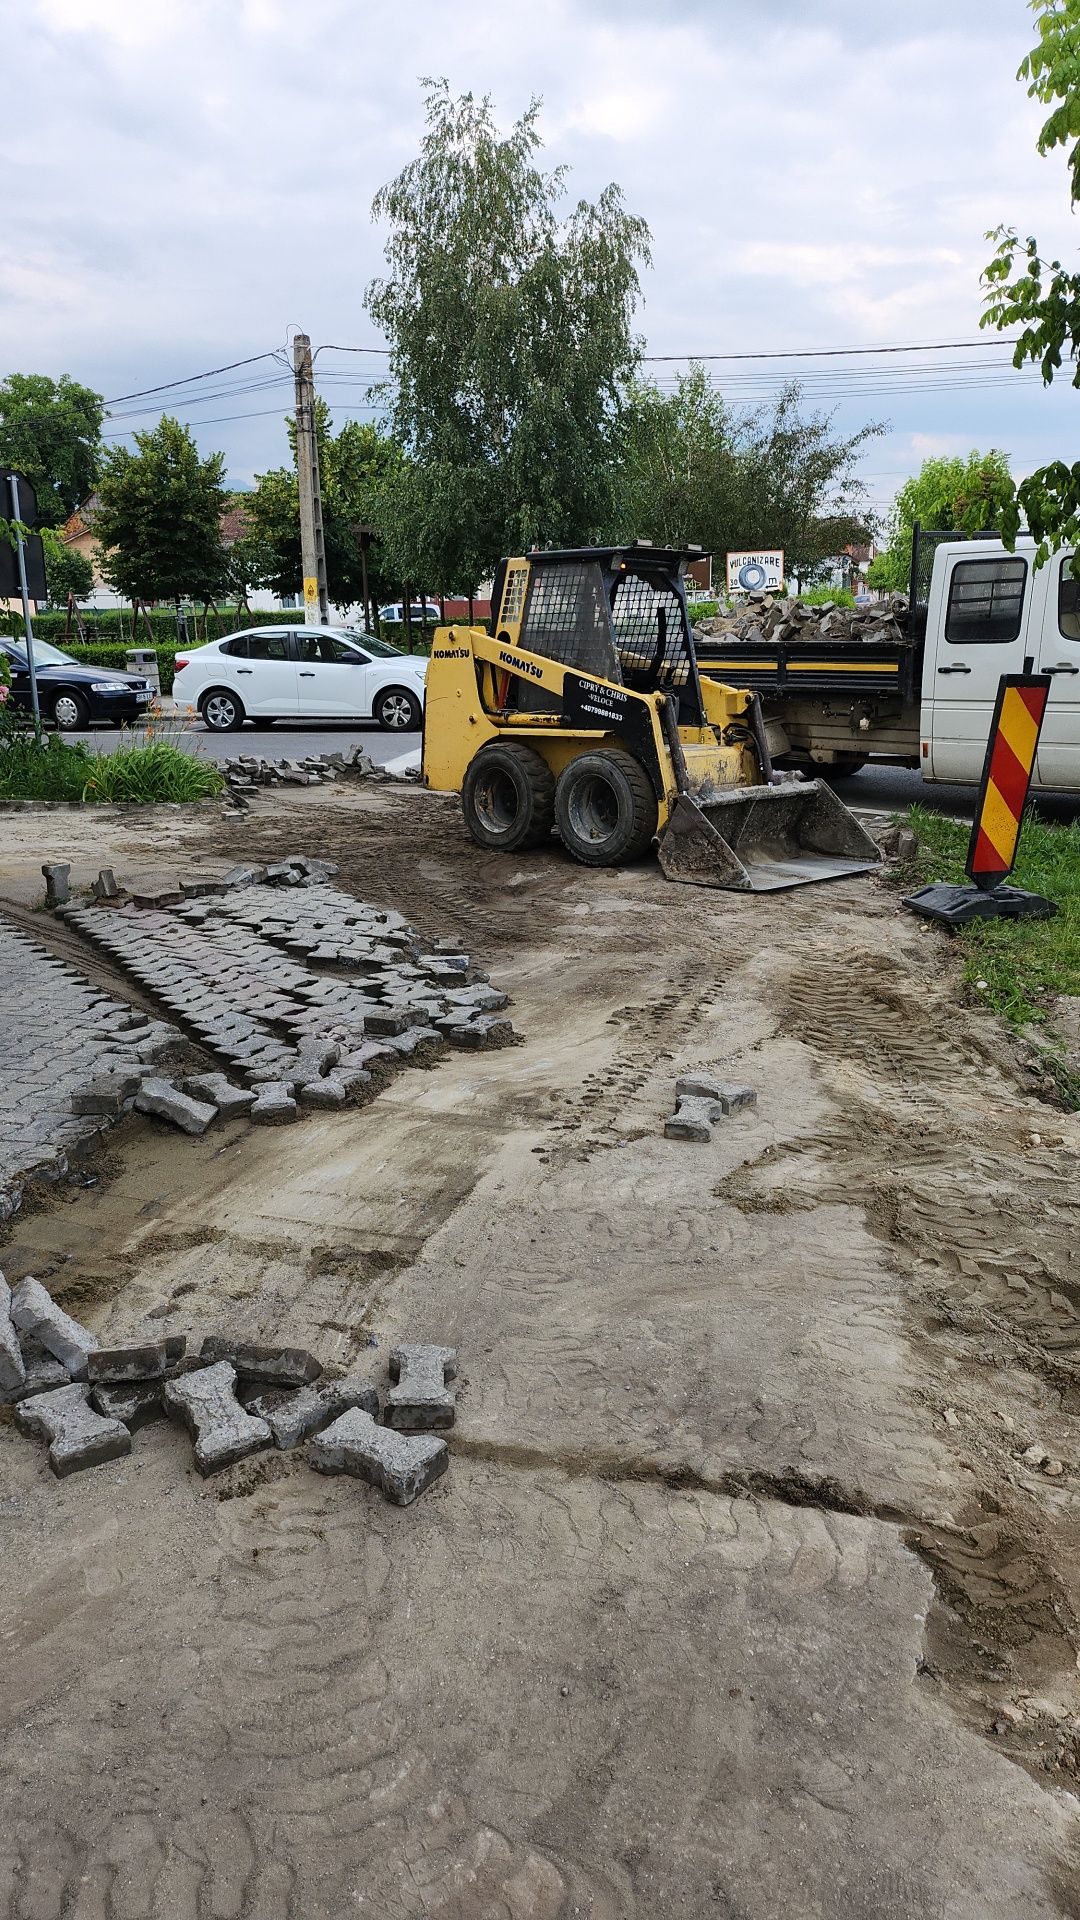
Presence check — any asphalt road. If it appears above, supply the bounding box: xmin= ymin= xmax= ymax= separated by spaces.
xmin=61 ymin=720 xmax=1080 ymax=825
xmin=67 ymin=718 xmax=422 ymax=773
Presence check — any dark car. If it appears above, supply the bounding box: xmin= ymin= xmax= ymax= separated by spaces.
xmin=0 ymin=637 xmax=152 ymax=730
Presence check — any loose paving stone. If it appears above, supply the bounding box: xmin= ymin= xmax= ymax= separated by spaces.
xmin=16 ymin=1382 xmax=131 ymax=1477
xmin=134 ymin=1077 xmax=217 ymax=1136
xmin=90 ymin=1379 xmax=165 ymax=1430
xmin=87 ymin=1337 xmax=184 ymax=1384
xmin=41 ymin=862 xmax=71 ymax=906
xmin=3 ymin=1349 xmax=70 ymax=1403
xmin=308 ymin=1408 xmax=449 ymax=1505
xmin=164 ymin=1361 xmax=271 ymax=1475
xmin=182 ymin=1073 xmax=256 ymax=1117
xmin=199 ymin=1337 xmax=322 ymax=1387
xmin=91 ymin=868 xmax=121 ymax=900
xmin=247 ymin=1377 xmax=378 ymax=1449
xmin=717 ymin=1083 xmax=757 ymax=1114
xmin=675 ymin=1073 xmax=725 ymax=1102
xmin=664 ymin=1096 xmax=723 ymax=1143
xmin=250 ymin=1082 xmax=298 ymax=1124
xmin=0 ymin=1273 xmax=26 ymax=1396
xmin=299 ymin=1077 xmax=347 ymax=1108
xmin=71 ymin=1071 xmax=142 ymax=1116
xmin=386 ymin=1345 xmax=459 ymax=1431
xmin=10 ymin=1276 xmax=97 ymax=1379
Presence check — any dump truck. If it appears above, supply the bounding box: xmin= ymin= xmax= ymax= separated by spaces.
xmin=421 ymin=543 xmax=881 ymax=891
xmin=693 ymin=526 xmax=1080 ymax=791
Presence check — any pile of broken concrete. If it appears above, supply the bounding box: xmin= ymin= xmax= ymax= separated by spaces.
xmin=695 ymin=593 xmax=910 ymax=650
xmin=1 ymin=1272 xmax=455 ymax=1507
xmin=219 ymin=742 xmax=382 ymax=797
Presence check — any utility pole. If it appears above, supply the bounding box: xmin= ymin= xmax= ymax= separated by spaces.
xmin=6 ymin=472 xmax=41 ymax=731
xmin=293 ymin=332 xmax=328 ymax=626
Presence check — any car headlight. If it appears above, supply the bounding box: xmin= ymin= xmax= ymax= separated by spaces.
xmin=90 ymin=681 xmax=127 ymax=693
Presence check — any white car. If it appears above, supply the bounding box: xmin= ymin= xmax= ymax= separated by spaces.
xmin=172 ymin=625 xmax=428 ymax=733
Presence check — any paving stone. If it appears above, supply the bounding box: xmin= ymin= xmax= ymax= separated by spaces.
xmin=440 ymin=1015 xmax=515 ymax=1049
xmin=387 ymin=1025 xmax=446 ymax=1058
xmin=91 ymin=868 xmax=121 ymax=900
xmin=134 ymin=1077 xmax=217 ymax=1135
xmin=675 ymin=1073 xmax=725 ymax=1102
xmin=10 ymin=1276 xmax=98 ymax=1379
xmin=71 ymin=1070 xmax=142 ymax=1116
xmin=182 ymin=1073 xmax=256 ymax=1117
xmin=41 ymin=862 xmax=71 ymax=906
xmin=90 ymin=1379 xmax=165 ymax=1429
xmin=308 ymin=1408 xmax=449 ymax=1505
xmin=87 ymin=1337 xmax=184 ymax=1384
xmin=0 ymin=1273 xmax=27 ymax=1395
xmin=385 ymin=1345 xmax=458 ymax=1431
xmin=364 ymin=1006 xmax=413 ymax=1036
xmin=247 ymin=1376 xmax=378 ymax=1449
xmin=164 ymin=1360 xmax=272 ymax=1474
xmin=299 ymin=1077 xmax=347 ymax=1108
xmin=250 ymin=1082 xmax=298 ymax=1124
xmin=2 ymin=1348 xmax=70 ymax=1403
xmin=664 ymin=1095 xmax=724 ymax=1142
xmin=16 ymin=1382 xmax=131 ymax=1477
xmin=717 ymin=1083 xmax=757 ymax=1114
xmin=199 ymin=1336 xmax=322 ymax=1387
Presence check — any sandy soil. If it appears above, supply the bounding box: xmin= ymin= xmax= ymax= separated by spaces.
xmin=2 ymin=784 xmax=1079 ymax=1917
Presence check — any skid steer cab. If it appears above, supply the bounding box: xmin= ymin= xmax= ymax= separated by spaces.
xmin=421 ymin=543 xmax=881 ymax=891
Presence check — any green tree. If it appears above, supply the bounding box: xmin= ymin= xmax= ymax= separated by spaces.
xmin=982 ymin=0 xmax=1080 ymax=559
xmin=867 ymin=450 xmax=1015 ymax=591
xmin=93 ymin=416 xmax=227 ymax=606
xmin=365 ymin=79 xmax=651 ymax=579
xmin=251 ymin=408 xmax=403 ymax=609
xmin=41 ymin=531 xmax=95 ymax=605
xmin=0 ymin=373 xmax=104 ymax=524
xmin=614 ymin=368 xmax=879 ymax=584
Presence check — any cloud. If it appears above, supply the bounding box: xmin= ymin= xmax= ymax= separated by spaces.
xmin=3 ymin=0 xmax=1075 ymax=503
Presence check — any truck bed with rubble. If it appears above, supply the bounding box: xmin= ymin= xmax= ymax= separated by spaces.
xmin=693 ymin=593 xmax=922 ymax=774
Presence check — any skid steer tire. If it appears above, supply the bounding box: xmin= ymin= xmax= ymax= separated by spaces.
xmin=462 ymin=743 xmax=557 ymax=852
xmin=554 ymin=751 xmax=658 ymax=867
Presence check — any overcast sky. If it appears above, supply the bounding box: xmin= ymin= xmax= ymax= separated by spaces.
xmin=4 ymin=0 xmax=1077 ymax=522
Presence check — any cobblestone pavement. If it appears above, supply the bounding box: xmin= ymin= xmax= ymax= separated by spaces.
xmin=0 ymin=919 xmax=179 ymax=1221
xmin=61 ymin=875 xmax=514 ymax=1103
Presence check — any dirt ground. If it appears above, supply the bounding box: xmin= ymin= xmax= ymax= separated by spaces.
xmin=2 ymin=783 xmax=1080 ymax=1918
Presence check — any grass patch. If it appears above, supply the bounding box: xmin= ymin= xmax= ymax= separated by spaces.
xmin=904 ymin=802 xmax=1080 ymax=1036
xmin=0 ymin=733 xmax=95 ymax=801
xmin=0 ymin=721 xmax=224 ymax=805
xmin=82 ymin=736 xmax=224 ymax=804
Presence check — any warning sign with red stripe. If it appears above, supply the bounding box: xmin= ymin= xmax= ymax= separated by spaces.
xmin=966 ymin=675 xmax=1051 ymax=890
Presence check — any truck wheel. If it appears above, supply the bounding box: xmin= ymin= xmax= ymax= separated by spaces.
xmin=813 ymin=753 xmax=866 ymax=778
xmin=554 ymin=751 xmax=658 ymax=866
xmin=462 ymin=743 xmax=556 ymax=851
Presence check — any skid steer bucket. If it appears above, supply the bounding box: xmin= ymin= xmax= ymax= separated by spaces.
xmin=656 ymin=781 xmax=883 ymax=892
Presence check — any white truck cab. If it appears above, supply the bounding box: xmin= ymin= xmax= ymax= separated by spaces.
xmin=923 ymin=539 xmax=1080 ymax=788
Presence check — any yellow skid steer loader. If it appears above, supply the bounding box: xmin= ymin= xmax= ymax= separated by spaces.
xmin=421 ymin=543 xmax=881 ymax=891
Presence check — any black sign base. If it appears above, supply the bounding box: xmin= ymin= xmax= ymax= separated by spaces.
xmin=904 ymin=882 xmax=1058 ymax=926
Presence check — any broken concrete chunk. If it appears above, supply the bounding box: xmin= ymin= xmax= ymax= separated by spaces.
xmin=250 ymin=1082 xmax=298 ymax=1124
xmin=386 ymin=1344 xmax=458 ymax=1431
xmin=198 ymin=1336 xmax=322 ymax=1387
xmin=675 ymin=1074 xmax=757 ymax=1114
xmin=90 ymin=1379 xmax=165 ymax=1430
xmin=247 ymin=1377 xmax=378 ymax=1449
xmin=164 ymin=1360 xmax=271 ymax=1475
xmin=91 ymin=867 xmax=121 ymax=900
xmin=308 ymin=1408 xmax=449 ymax=1505
xmin=87 ymin=1337 xmax=183 ymax=1384
xmin=10 ymin=1276 xmax=98 ymax=1379
xmin=134 ymin=1077 xmax=217 ymax=1135
xmin=182 ymin=1073 xmax=256 ymax=1117
xmin=16 ymin=1382 xmax=131 ymax=1477
xmin=0 ymin=1273 xmax=26 ymax=1396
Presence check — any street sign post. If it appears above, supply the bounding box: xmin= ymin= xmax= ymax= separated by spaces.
xmin=904 ymin=670 xmax=1057 ymax=925
xmin=1 ymin=471 xmax=45 ymax=730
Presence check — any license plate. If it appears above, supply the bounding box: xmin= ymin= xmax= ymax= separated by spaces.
xmin=135 ymin=692 xmax=150 ymax=705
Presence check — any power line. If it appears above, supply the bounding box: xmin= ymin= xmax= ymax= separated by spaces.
xmin=102 ymin=351 xmax=284 ymax=407
xmin=638 ymin=337 xmax=1024 ymax=362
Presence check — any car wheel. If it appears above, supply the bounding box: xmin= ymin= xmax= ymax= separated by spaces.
xmin=51 ymin=689 xmax=89 ymax=731
xmin=554 ymin=750 xmax=658 ymax=866
xmin=374 ymin=686 xmax=422 ymax=731
xmin=462 ymin=743 xmax=556 ymax=852
xmin=200 ymin=687 xmax=245 ymax=732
